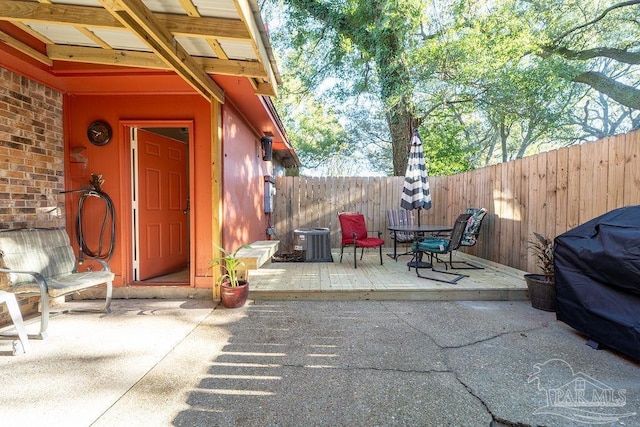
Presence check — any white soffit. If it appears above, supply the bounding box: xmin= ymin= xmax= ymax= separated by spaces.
xmin=193 ymin=0 xmax=240 ymax=19
xmin=142 ymin=0 xmax=186 ymax=14
xmin=90 ymin=28 xmax=152 ymax=52
xmin=175 ymin=36 xmax=217 ymax=57
xmin=27 ymin=22 xmax=96 ymax=47
xmin=219 ymin=40 xmax=258 ymax=61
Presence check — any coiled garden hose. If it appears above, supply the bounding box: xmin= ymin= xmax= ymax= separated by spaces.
xmin=75 ymin=189 xmax=116 ymax=263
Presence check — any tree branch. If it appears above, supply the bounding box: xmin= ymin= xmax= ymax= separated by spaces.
xmin=573 ymin=71 xmax=640 ymax=110
xmin=548 ymin=46 xmax=640 ymax=64
xmin=553 ymin=0 xmax=640 ymax=44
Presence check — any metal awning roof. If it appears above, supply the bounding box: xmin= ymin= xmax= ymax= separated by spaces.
xmin=0 ymin=0 xmax=281 ymax=103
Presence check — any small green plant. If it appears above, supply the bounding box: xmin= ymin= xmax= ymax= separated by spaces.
xmin=528 ymin=232 xmax=554 ymax=281
xmin=209 ymin=244 xmax=251 ymax=287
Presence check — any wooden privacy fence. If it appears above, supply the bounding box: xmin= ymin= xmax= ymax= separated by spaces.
xmin=273 ymin=130 xmax=640 ymax=273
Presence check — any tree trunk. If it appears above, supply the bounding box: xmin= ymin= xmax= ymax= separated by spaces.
xmin=499 ymin=121 xmax=509 ymax=163
xmin=374 ymin=32 xmax=417 ymax=176
xmin=282 ymin=0 xmax=421 ymax=175
xmin=386 ymin=104 xmax=414 ymax=176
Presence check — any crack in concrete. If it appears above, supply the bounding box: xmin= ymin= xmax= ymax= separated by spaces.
xmin=439 ymin=325 xmax=546 ymax=350
xmin=453 ymin=369 xmax=533 ymax=427
xmin=378 ymin=302 xmax=545 ymax=426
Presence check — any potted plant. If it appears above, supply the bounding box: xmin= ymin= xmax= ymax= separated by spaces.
xmin=524 ymin=232 xmax=556 ymax=312
xmin=210 ymin=244 xmax=251 ymax=308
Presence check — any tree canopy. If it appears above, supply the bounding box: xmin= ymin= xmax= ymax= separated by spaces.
xmin=263 ymin=0 xmax=640 ymax=176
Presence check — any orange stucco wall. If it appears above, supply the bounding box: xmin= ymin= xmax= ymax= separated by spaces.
xmin=221 ymin=103 xmax=272 ymax=252
xmin=64 ymin=93 xmax=270 ymax=288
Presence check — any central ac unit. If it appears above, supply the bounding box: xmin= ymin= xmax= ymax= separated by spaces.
xmin=293 ymin=228 xmax=333 ymax=262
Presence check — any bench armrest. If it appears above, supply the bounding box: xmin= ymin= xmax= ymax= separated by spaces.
xmin=77 ymin=256 xmax=112 ymax=273
xmin=0 ymin=267 xmax=48 ymax=294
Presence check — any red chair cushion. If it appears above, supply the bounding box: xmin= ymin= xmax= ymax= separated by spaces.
xmin=339 ymin=213 xmax=368 ymax=242
xmin=339 ymin=213 xmax=384 ymax=248
xmin=355 ymin=237 xmax=385 ymax=248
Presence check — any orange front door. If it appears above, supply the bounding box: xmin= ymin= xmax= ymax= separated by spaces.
xmin=137 ymin=129 xmax=188 ymax=280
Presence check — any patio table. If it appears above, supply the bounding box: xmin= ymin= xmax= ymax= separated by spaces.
xmin=387 ymin=224 xmax=453 ymax=266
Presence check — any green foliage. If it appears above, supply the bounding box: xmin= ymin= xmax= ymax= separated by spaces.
xmin=209 ymin=244 xmax=251 ymax=287
xmin=267 ymin=0 xmax=426 ymax=174
xmin=264 ymin=0 xmax=640 ymax=175
xmin=419 ymin=115 xmax=475 ymax=175
xmin=528 ymin=232 xmax=554 ymax=281
xmin=272 ymin=74 xmax=356 ymax=173
xmin=287 ymin=105 xmax=352 ymax=168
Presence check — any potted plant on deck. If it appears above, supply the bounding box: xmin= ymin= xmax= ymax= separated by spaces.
xmin=524 ymin=232 xmax=556 ymax=312
xmin=210 ymin=244 xmax=251 ymax=308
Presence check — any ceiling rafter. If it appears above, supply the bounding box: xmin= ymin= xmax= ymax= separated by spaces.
xmin=254 ymin=81 xmax=276 ymax=97
xmin=177 ymin=0 xmax=199 ymax=16
xmin=10 ymin=20 xmax=53 ymax=44
xmin=0 ymin=1 xmax=250 ymax=40
xmin=161 ymin=15 xmax=248 ymax=40
xmin=33 ymin=0 xmax=114 ymax=55
xmin=0 ymin=0 xmax=279 ymax=99
xmin=0 ymin=30 xmax=52 ymax=65
xmin=76 ymin=27 xmax=112 ymax=49
xmin=233 ymin=0 xmax=278 ymax=97
xmin=47 ymin=44 xmax=269 ymax=78
xmin=174 ymin=0 xmax=228 ymax=60
xmin=207 ymin=38 xmax=228 ymax=60
xmin=98 ymin=0 xmax=224 ymax=102
xmin=47 ymin=44 xmax=166 ymax=69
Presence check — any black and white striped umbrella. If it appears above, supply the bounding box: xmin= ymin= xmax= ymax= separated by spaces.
xmin=400 ymin=130 xmax=432 ymax=223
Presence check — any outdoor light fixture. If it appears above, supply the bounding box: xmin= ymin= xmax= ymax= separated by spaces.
xmin=261 ymin=136 xmax=273 ymax=161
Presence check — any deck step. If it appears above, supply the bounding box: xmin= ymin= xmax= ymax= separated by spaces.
xmin=237 ymin=240 xmax=279 ymax=270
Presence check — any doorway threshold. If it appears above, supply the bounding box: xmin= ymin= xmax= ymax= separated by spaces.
xmin=137 ymin=268 xmax=189 ymax=285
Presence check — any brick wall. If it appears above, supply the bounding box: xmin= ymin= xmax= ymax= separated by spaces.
xmin=0 ymin=67 xmax=65 ymax=229
xmin=0 ymin=68 xmax=65 ymax=327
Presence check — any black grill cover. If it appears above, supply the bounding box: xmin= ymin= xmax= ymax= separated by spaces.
xmin=554 ymin=205 xmax=640 ymax=361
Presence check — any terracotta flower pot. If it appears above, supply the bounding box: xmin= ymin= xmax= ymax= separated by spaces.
xmin=524 ymin=274 xmax=556 ymax=312
xmin=220 ymin=280 xmax=249 ymax=308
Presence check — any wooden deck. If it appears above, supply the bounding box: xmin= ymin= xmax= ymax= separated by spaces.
xmin=248 ymin=249 xmax=529 ymax=301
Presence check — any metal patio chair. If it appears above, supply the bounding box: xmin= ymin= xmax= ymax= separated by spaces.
xmin=448 ymin=207 xmax=488 ymax=269
xmin=0 ymin=291 xmax=31 ymax=355
xmin=409 ymin=213 xmax=472 ymax=283
xmin=386 ymin=209 xmax=416 ymax=260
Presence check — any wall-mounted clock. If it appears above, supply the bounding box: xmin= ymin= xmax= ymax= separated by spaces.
xmin=87 ymin=120 xmax=112 ymax=146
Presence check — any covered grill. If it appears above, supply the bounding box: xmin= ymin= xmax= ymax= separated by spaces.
xmin=554 ymin=205 xmax=640 ymax=361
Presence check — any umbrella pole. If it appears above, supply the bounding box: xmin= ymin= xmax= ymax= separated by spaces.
xmin=408 ymin=207 xmax=432 ymax=269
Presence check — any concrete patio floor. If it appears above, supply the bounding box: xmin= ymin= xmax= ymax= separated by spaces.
xmin=1 ymin=298 xmax=638 ymax=426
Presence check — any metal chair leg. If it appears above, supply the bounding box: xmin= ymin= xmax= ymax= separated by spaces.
xmin=410 ymin=252 xmax=468 ymax=284
xmin=0 ymin=291 xmax=31 ymax=354
xmin=435 ymin=251 xmax=485 ymax=270
xmin=354 ymin=245 xmax=358 ymax=268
